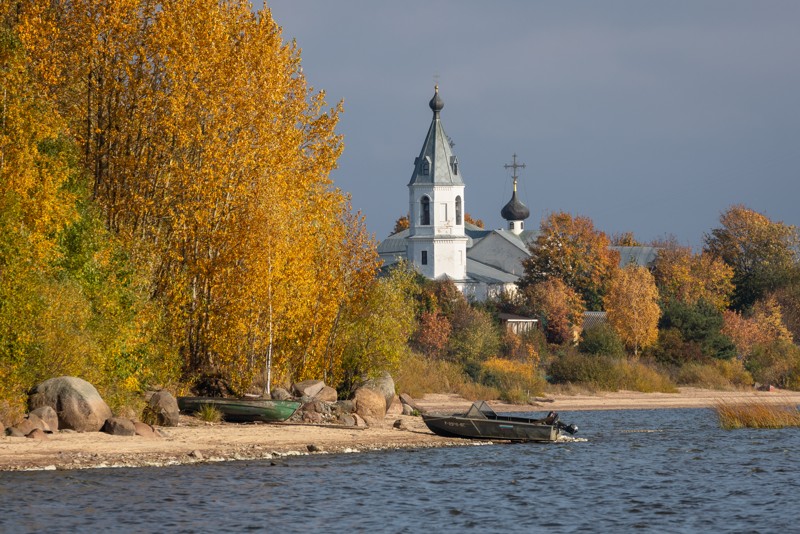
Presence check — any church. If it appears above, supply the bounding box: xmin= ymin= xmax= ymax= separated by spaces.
xmin=377 ymin=86 xmax=657 ymax=301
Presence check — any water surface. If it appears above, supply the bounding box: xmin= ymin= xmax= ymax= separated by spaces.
xmin=1 ymin=408 xmax=797 ymax=533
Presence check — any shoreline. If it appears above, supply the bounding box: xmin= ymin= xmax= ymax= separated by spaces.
xmin=3 ymin=387 xmax=800 ymax=472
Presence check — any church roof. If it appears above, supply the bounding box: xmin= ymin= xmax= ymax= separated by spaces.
xmin=500 ymin=190 xmax=530 ymax=221
xmin=409 ymin=87 xmax=463 ymax=186
xmin=465 ymin=258 xmax=520 ymax=284
xmin=610 ymin=246 xmax=660 ymax=267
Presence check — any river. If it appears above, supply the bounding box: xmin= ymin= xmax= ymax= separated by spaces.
xmin=1 ymin=408 xmax=797 ymax=533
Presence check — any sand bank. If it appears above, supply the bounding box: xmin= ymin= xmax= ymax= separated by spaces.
xmin=3 ymin=387 xmax=799 ymax=472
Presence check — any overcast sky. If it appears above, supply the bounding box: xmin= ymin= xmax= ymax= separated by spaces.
xmin=264 ymin=1 xmax=800 ymax=248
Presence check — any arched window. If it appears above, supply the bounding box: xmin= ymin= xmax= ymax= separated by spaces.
xmin=455 ymin=196 xmax=462 ymax=225
xmin=422 ymin=157 xmax=431 ymax=175
xmin=421 ymin=196 xmax=431 ymax=225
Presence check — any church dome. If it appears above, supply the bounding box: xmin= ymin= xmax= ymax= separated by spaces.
xmin=500 ymin=191 xmax=530 ymax=221
xmin=429 ymin=86 xmax=444 ymax=114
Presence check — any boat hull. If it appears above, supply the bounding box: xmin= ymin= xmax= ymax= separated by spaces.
xmin=422 ymin=413 xmax=559 ymax=442
xmin=177 ymin=397 xmax=301 ymax=423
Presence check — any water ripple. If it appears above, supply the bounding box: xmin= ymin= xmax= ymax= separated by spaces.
xmin=2 ymin=408 xmax=799 ymax=532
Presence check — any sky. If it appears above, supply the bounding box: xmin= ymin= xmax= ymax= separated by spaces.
xmin=264 ymin=1 xmax=800 ymax=249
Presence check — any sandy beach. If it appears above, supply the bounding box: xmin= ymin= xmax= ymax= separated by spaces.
xmin=3 ymin=387 xmax=800 ymax=472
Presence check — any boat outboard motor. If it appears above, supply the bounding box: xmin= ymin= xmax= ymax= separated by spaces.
xmin=557 ymin=421 xmax=579 ymax=435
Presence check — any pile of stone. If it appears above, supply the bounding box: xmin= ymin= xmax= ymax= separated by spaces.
xmin=286 ymin=372 xmax=406 ymax=428
xmin=3 ymin=376 xmax=177 ymax=439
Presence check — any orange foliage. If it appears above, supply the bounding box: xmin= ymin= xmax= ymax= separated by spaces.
xmin=521 ymin=211 xmax=619 ymax=310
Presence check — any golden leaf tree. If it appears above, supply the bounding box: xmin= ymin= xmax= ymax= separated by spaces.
xmin=652 ymin=244 xmax=734 ymax=311
xmin=17 ymin=0 xmax=379 ymax=392
xmin=605 ymin=265 xmax=661 ymax=356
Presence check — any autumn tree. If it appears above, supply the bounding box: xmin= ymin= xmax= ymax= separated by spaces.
xmin=604 ymin=265 xmax=661 ymax=356
xmin=333 ymin=263 xmax=418 ymax=397
xmin=412 ymin=311 xmax=452 ymax=359
xmin=0 ymin=20 xmax=177 ymax=413
xmin=17 ymin=1 xmax=379 ymax=393
xmin=464 ymin=213 xmax=484 ymax=228
xmin=519 ymin=211 xmax=619 ymax=310
xmin=722 ymin=296 xmax=793 ymax=359
xmin=704 ymin=205 xmax=800 ymax=311
xmin=652 ymin=244 xmax=734 ymax=311
xmin=611 ymin=232 xmax=641 ymax=246
xmin=392 ymin=214 xmax=410 ymax=234
xmin=521 ymin=278 xmax=585 ymax=345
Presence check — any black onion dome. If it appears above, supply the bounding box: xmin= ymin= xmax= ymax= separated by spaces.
xmin=500 ymin=191 xmax=530 ymax=221
xmin=429 ymin=86 xmax=444 ymax=114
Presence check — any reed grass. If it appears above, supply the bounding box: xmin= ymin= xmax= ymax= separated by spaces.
xmin=196 ymin=404 xmax=222 ymax=423
xmin=715 ymin=400 xmax=800 ymax=429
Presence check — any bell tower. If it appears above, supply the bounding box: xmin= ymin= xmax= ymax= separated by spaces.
xmin=407 ymin=86 xmax=468 ymax=280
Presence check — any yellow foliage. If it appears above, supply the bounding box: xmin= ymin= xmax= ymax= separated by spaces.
xmin=605 ymin=265 xmax=661 ymax=356
xmin=653 ymin=246 xmax=733 ymax=311
xmin=17 ymin=0 xmax=379 ymax=393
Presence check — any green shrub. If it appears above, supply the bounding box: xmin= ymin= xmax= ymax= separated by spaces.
xmin=579 ymin=324 xmax=625 ymax=358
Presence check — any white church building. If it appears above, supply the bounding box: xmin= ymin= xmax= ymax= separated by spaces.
xmin=378 ymin=86 xmax=658 ymax=301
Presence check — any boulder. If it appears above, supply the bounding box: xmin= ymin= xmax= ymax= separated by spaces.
xmin=11 ymin=418 xmax=38 ymax=436
xmin=301 ymin=411 xmax=323 ymax=424
xmin=361 ymin=373 xmax=395 ymax=411
xmin=354 ymin=387 xmax=387 ymax=426
xmin=302 ymin=400 xmax=330 ymax=415
xmin=26 ymin=428 xmax=48 ymax=440
xmin=145 ymin=390 xmax=180 ymax=427
xmin=134 ymin=421 xmax=159 ymax=438
xmin=313 ymin=386 xmax=338 ymax=403
xmin=25 ymin=413 xmax=51 ymax=433
xmin=5 ymin=426 xmax=26 ymax=437
xmin=30 ymin=406 xmax=58 ymax=432
xmin=393 ymin=419 xmax=409 ymax=431
xmin=387 ymin=396 xmax=403 ymax=416
xmin=334 ymin=400 xmax=356 ymax=414
xmin=402 ymin=404 xmax=415 ymax=416
xmin=292 ymin=380 xmax=325 ymax=399
xmin=399 ymin=393 xmax=422 ymax=413
xmin=101 ymin=417 xmax=136 ymax=436
xmin=338 ymin=414 xmax=356 ymax=427
xmin=28 ymin=377 xmax=112 ymax=432
xmin=270 ymin=387 xmax=292 ymax=401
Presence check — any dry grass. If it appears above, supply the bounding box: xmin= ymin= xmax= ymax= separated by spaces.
xmin=394 ymin=352 xmax=499 ymax=400
xmin=715 ymin=400 xmax=800 ymax=429
xmin=548 ymin=352 xmax=678 ymax=393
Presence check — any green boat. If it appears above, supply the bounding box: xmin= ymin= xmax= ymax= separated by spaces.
xmin=177 ymin=397 xmax=301 ymax=423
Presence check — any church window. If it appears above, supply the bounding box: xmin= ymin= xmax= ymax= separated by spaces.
xmin=451 ymin=156 xmax=458 ymax=174
xmin=422 ymin=156 xmax=431 ymax=175
xmin=456 ymin=196 xmax=462 ymax=225
xmin=420 ymin=196 xmax=431 ymax=225
xmin=421 ymin=251 xmax=428 ymax=265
